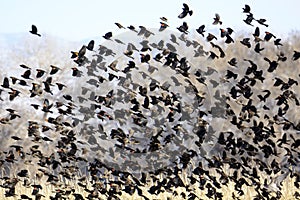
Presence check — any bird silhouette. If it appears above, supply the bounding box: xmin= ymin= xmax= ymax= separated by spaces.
xmin=243 ymin=13 xmax=254 ymax=26
xmin=213 ymin=13 xmax=222 ymax=25
xmin=264 ymin=31 xmax=276 ymax=41
xmin=49 ymin=65 xmax=60 ymax=75
xmin=103 ymin=32 xmax=113 ymax=40
xmin=228 ymin=58 xmax=238 ymax=67
xmin=254 ymin=42 xmax=264 ymax=53
xmin=207 ymin=33 xmax=217 ymax=41
xmin=29 ymin=25 xmax=41 ymax=36
xmin=159 ymin=22 xmax=169 ymax=31
xmin=87 ymin=40 xmax=95 ymax=51
xmin=1 ymin=77 xmax=10 ymax=88
xmin=240 ymin=38 xmax=251 ymax=48
xmin=115 ymin=22 xmax=125 ymax=29
xmin=178 ymin=3 xmax=193 ymax=18
xmin=256 ymin=18 xmax=269 ymax=27
xmin=177 ymin=21 xmax=189 ymax=34
xmin=274 ymin=38 xmax=283 ymax=47
xmin=293 ymin=50 xmax=300 ymax=60
xmin=196 ymin=25 xmax=206 ymax=37
xmin=242 ymin=4 xmax=251 ymax=13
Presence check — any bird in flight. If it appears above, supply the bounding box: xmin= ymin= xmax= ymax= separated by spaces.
xmin=196 ymin=25 xmax=206 ymax=37
xmin=29 ymin=25 xmax=41 ymax=37
xmin=243 ymin=13 xmax=254 ymax=26
xmin=115 ymin=22 xmax=125 ymax=29
xmin=159 ymin=22 xmax=169 ymax=32
xmin=264 ymin=31 xmax=276 ymax=41
xmin=242 ymin=4 xmax=251 ymax=13
xmin=255 ymin=18 xmax=269 ymax=27
xmin=87 ymin=40 xmax=95 ymax=51
xmin=178 ymin=3 xmax=193 ymax=19
xmin=177 ymin=22 xmax=189 ymax=34
xmin=213 ymin=13 xmax=222 ymax=25
xmin=103 ymin=32 xmax=113 ymax=40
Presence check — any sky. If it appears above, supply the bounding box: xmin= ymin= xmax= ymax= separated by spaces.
xmin=1 ymin=0 xmax=300 ymax=41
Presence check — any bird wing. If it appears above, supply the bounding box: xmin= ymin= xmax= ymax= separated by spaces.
xmin=254 ymin=43 xmax=259 ymax=51
xmin=259 ymin=18 xmax=267 ymax=23
xmin=264 ymin=57 xmax=271 ymax=63
xmin=245 ymin=4 xmax=250 ymax=11
xmin=170 ymin=34 xmax=176 ymax=40
xmin=87 ymin=40 xmax=94 ymax=50
xmin=178 ymin=12 xmax=187 ymax=18
xmin=183 ymin=3 xmax=189 ymax=10
xmin=254 ymin=27 xmax=260 ymax=37
xmin=31 ymin=25 xmax=38 ymax=32
xmin=105 ymin=32 xmax=112 ymax=38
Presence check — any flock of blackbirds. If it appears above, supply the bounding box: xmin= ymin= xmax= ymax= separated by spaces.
xmin=1 ymin=3 xmax=300 ymax=200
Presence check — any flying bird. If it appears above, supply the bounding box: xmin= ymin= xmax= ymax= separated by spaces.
xmin=160 ymin=17 xmax=168 ymax=22
xmin=225 ymin=35 xmax=234 ymax=44
xmin=264 ymin=31 xmax=276 ymax=41
xmin=242 ymin=4 xmax=251 ymax=13
xmin=256 ymin=18 xmax=269 ymax=27
xmin=56 ymin=83 xmax=66 ymax=90
xmin=240 ymin=38 xmax=251 ymax=48
xmin=29 ymin=25 xmax=41 ymax=37
xmin=220 ymin=29 xmax=228 ymax=38
xmin=210 ymin=42 xmax=225 ymax=58
xmin=87 ymin=40 xmax=95 ymax=51
xmin=115 ymin=22 xmax=125 ymax=29
xmin=103 ymin=32 xmax=113 ymax=40
xmin=243 ymin=13 xmax=254 ymax=26
xmin=178 ymin=3 xmax=193 ymax=18
xmin=254 ymin=42 xmax=264 ymax=53
xmin=1 ymin=77 xmax=10 ymax=88
xmin=170 ymin=34 xmax=179 ymax=45
xmin=140 ymin=54 xmax=151 ymax=63
xmin=213 ymin=13 xmax=222 ymax=25
xmin=208 ymin=51 xmax=219 ymax=60
xmin=70 ymin=51 xmax=78 ymax=59
xmin=77 ymin=45 xmax=86 ymax=59
xmin=218 ymin=28 xmax=234 ymax=43
xmin=19 ymin=64 xmax=31 ymax=69
xmin=257 ymin=90 xmax=271 ymax=102
xmin=277 ymin=51 xmax=287 ymax=62
xmin=50 ymin=65 xmax=60 ymax=75
xmin=228 ymin=58 xmax=238 ymax=67
xmin=177 ymin=21 xmax=189 ymax=34
xmin=159 ymin=22 xmax=169 ymax=31
xmin=127 ymin=25 xmax=138 ymax=33
xmin=206 ymin=33 xmax=217 ymax=42
xmin=36 ymin=69 xmax=46 ymax=78
xmin=264 ymin=57 xmax=278 ymax=72
xmin=253 ymin=27 xmax=263 ymax=42
xmin=196 ymin=25 xmax=206 ymax=37
xmin=274 ymin=39 xmax=283 ymax=47
xmin=293 ymin=51 xmax=300 ymax=61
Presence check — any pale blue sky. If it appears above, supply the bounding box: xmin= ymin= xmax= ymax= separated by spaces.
xmin=1 ymin=0 xmax=300 ymax=41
